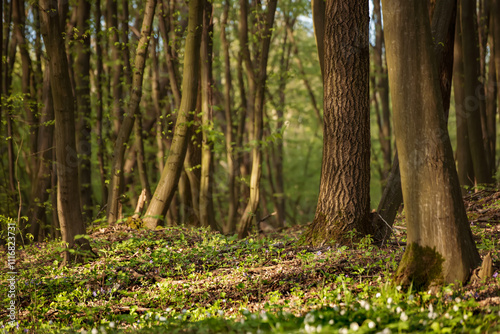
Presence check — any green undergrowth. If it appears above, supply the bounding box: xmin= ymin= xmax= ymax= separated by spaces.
xmin=1 ymin=223 xmax=499 ymax=333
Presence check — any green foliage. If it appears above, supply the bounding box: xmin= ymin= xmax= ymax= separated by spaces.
xmin=3 ymin=223 xmax=499 ymax=333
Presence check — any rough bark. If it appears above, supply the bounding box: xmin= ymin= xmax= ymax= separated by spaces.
xmin=40 ymin=0 xmax=91 ymax=264
xmin=382 ymin=0 xmax=480 ymax=288
xmin=305 ymin=0 xmax=371 ymax=246
xmin=237 ymin=0 xmax=278 ymax=239
xmin=143 ymin=0 xmax=203 ymax=229
xmin=106 ymin=0 xmax=157 ymax=224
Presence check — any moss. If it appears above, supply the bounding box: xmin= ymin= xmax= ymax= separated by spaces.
xmin=394 ymin=243 xmax=444 ymax=291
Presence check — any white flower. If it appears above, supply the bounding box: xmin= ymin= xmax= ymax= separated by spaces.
xmin=453 ymin=305 xmax=459 ymax=312
xmin=408 ymin=294 xmax=414 ymax=301
xmin=428 ymin=312 xmax=437 ymax=319
xmin=350 ymin=322 xmax=359 ymax=331
xmin=304 ymin=313 xmax=315 ymax=324
xmin=463 ymin=314 xmax=468 ymax=320
xmin=368 ymin=321 xmax=376 ymax=328
xmin=305 ymin=324 xmax=316 ymax=333
xmin=428 ymin=304 xmax=434 ymax=312
xmin=339 ymin=328 xmax=348 ymax=334
xmin=159 ymin=316 xmax=166 ymax=321
xmin=400 ymin=312 xmax=408 ymax=322
xmin=455 ymin=297 xmax=461 ymax=303
xmin=396 ymin=286 xmax=402 ymax=291
xmin=91 ymin=329 xmax=98 ymax=334
xmin=329 ymin=319 xmax=334 ymax=325
xmin=387 ymin=297 xmax=393 ymax=304
xmin=218 ymin=310 xmax=224 ymax=316
xmin=109 ymin=322 xmax=115 ymax=328
xmin=396 ymin=306 xmax=402 ymax=314
xmin=376 ymin=293 xmax=381 ymax=298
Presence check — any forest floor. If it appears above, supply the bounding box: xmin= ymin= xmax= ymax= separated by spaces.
xmin=1 ymin=188 xmax=500 ymax=333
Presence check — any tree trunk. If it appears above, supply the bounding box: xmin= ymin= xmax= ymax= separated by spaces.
xmin=305 ymin=0 xmax=371 ymax=246
xmin=382 ymin=0 xmax=480 ymax=288
xmin=237 ymin=0 xmax=278 ymax=239
xmin=40 ymin=0 xmax=91 ymax=264
xmin=311 ymin=0 xmax=325 ymax=79
xmin=221 ymin=0 xmax=238 ymax=234
xmin=106 ymin=0 xmax=157 ymax=224
xmin=143 ymin=0 xmax=203 ymax=229
xmin=75 ymin=0 xmax=93 ymax=222
xmin=28 ymin=63 xmax=54 ymax=241
xmin=454 ymin=12 xmax=475 ymax=191
xmin=460 ymin=0 xmax=492 ymax=184
xmin=373 ymin=0 xmax=458 ymax=242
xmin=199 ymin=0 xmax=217 ymax=230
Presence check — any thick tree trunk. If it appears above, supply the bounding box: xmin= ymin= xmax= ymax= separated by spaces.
xmin=383 ymin=0 xmax=480 ymax=288
xmin=305 ymin=0 xmax=371 ymax=246
xmin=143 ymin=0 xmax=203 ymax=229
xmin=373 ymin=0 xmax=458 ymax=242
xmin=40 ymin=0 xmax=91 ymax=264
xmin=106 ymin=0 xmax=157 ymax=224
xmin=237 ymin=0 xmax=278 ymax=239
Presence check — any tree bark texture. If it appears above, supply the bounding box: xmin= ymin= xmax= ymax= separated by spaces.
xmin=144 ymin=0 xmax=203 ymax=229
xmin=382 ymin=0 xmax=480 ymax=288
xmin=305 ymin=0 xmax=371 ymax=246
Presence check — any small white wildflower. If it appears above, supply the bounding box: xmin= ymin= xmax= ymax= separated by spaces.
xmin=387 ymin=297 xmax=393 ymax=304
xmin=333 ymin=305 xmax=339 ymax=312
xmin=339 ymin=327 xmax=348 ymax=334
xmin=444 ymin=313 xmax=451 ymax=319
xmin=350 ymin=322 xmax=359 ymax=331
xmin=463 ymin=314 xmax=468 ymax=320
xmin=178 ymin=315 xmax=183 ymax=320
xmin=408 ymin=294 xmax=414 ymax=301
xmin=91 ymin=329 xmax=98 ymax=334
xmin=304 ymin=313 xmax=315 ymax=324
xmin=337 ymin=294 xmax=342 ymax=300
xmin=396 ymin=286 xmax=402 ymax=291
xmin=453 ymin=305 xmax=459 ymax=312
xmin=364 ymin=303 xmax=370 ymax=311
xmin=317 ymin=324 xmax=322 ymax=332
xmin=218 ymin=310 xmax=224 ymax=316
xmin=455 ymin=297 xmax=461 ymax=303
xmin=400 ymin=312 xmax=408 ymax=322
xmin=368 ymin=321 xmax=376 ymax=328
xmin=166 ymin=307 xmax=172 ymax=312
xmin=182 ymin=309 xmax=187 ymax=314
xmin=304 ymin=324 xmax=314 ymax=333
xmin=428 ymin=312 xmax=437 ymax=320
xmin=429 ymin=304 xmax=434 ymax=312
xmin=381 ymin=328 xmax=392 ymax=334
xmin=109 ymin=322 xmax=115 ymax=328
xmin=340 ymin=310 xmax=346 ymax=316
xmin=100 ymin=327 xmax=107 ymax=334
xmin=396 ymin=306 xmax=402 ymax=314
xmin=159 ymin=316 xmax=166 ymax=321
xmin=376 ymin=293 xmax=381 ymax=298
xmin=206 ymin=312 xmax=212 ymax=318
xmin=329 ymin=319 xmax=334 ymax=325
xmin=260 ymin=312 xmax=268 ymax=322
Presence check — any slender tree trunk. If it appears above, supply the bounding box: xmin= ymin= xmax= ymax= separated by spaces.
xmin=74 ymin=0 xmax=93 ymax=221
xmin=199 ymin=0 xmax=217 ymax=230
xmin=94 ymin=0 xmax=107 ymax=206
xmin=311 ymin=0 xmax=325 ymax=79
xmin=455 ymin=12 xmax=475 ymax=191
xmin=383 ymin=0 xmax=480 ymax=288
xmin=460 ymin=0 xmax=492 ymax=184
xmin=28 ymin=64 xmax=54 ymax=241
xmin=221 ymin=0 xmax=238 ymax=234
xmin=238 ymin=0 xmax=278 ymax=239
xmin=144 ymin=0 xmax=203 ymax=229
xmin=485 ymin=34 xmax=496 ymax=174
xmin=491 ymin=0 xmax=500 ymax=174
xmin=40 ymin=0 xmax=91 ymax=264
xmin=106 ymin=0 xmax=157 ymax=224
xmin=305 ymin=0 xmax=371 ymax=246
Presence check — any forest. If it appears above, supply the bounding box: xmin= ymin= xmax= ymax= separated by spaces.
xmin=1 ymin=0 xmax=500 ymax=332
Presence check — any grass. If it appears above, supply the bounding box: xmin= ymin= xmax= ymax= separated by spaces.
xmin=1 ymin=190 xmax=500 ymax=333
